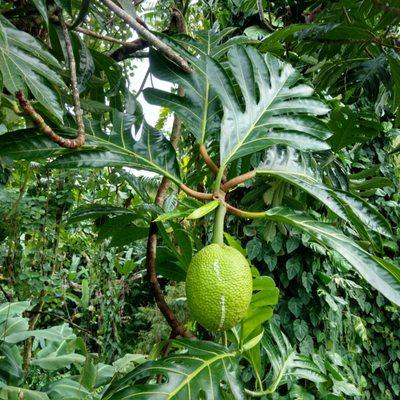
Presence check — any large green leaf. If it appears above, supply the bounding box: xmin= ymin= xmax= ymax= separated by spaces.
xmin=50 ymin=118 xmax=181 ymax=183
xmin=0 ymin=20 xmax=65 ymax=122
xmin=103 ymin=339 xmax=245 ymax=400
xmin=0 ymin=118 xmax=181 ymax=184
xmin=263 ymin=207 xmax=400 ymax=306
xmin=255 ymin=146 xmax=392 ymax=239
xmin=206 ymin=46 xmax=330 ymax=166
xmin=0 ymin=385 xmax=49 ymax=400
xmin=144 ymin=29 xmax=247 ymax=144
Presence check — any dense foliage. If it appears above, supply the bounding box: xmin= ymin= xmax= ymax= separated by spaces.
xmin=0 ymin=0 xmax=399 ymax=399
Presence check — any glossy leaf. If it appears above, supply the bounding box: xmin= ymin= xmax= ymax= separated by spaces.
xmin=0 ymin=119 xmax=181 ymax=184
xmin=256 ymin=146 xmax=392 ymax=238
xmin=186 ymin=199 xmax=220 ymax=219
xmin=264 ymin=207 xmax=400 ymax=306
xmin=241 ymin=276 xmax=279 ymax=343
xmin=145 ymin=30 xmax=255 ymax=145
xmin=68 ymin=205 xmax=137 ymax=224
xmin=261 ymin=323 xmax=327 ymax=391
xmin=0 ymin=20 xmax=65 ymax=122
xmin=50 ymin=120 xmax=181 ymax=183
xmin=103 ymin=339 xmax=245 ymax=400
xmin=32 ymin=0 xmax=49 ymax=26
xmin=207 ymin=46 xmax=330 ymax=166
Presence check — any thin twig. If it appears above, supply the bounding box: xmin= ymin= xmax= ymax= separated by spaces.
xmin=257 ymin=0 xmax=274 ymax=31
xmin=76 ymin=26 xmax=129 ymax=45
xmin=100 ymin=0 xmax=191 ymax=72
xmin=135 ymin=67 xmax=150 ymax=99
xmin=147 ymin=116 xmax=195 ymax=339
xmin=145 ymin=12 xmax=194 ymax=338
xmin=15 ymin=93 xmax=82 ymax=149
xmin=60 ymin=13 xmax=86 ymax=146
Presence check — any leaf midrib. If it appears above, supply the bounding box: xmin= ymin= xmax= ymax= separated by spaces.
xmin=167 ymin=351 xmax=237 ymax=398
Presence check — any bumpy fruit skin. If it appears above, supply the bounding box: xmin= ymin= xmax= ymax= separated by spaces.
xmin=185 ymin=244 xmax=253 ymax=331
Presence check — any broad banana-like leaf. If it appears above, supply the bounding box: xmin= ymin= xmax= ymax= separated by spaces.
xmin=256 ymin=146 xmax=392 ymax=238
xmin=206 ymin=45 xmax=331 ymax=166
xmin=264 ymin=207 xmax=400 ymax=306
xmin=0 ymin=118 xmax=181 ymax=184
xmin=0 ymin=385 xmax=49 ymax=400
xmin=103 ymin=339 xmax=245 ymax=400
xmin=0 ymin=19 xmax=65 ymax=122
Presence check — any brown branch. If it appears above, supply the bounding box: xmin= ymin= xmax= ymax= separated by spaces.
xmin=60 ymin=13 xmax=86 ymax=147
xmin=199 ymin=144 xmax=219 ymax=175
xmin=16 ymin=92 xmax=83 ymax=149
xmin=147 ymin=116 xmax=195 ymax=339
xmin=145 ymin=10 xmax=194 ymax=339
xmin=222 ymin=170 xmax=256 ymax=192
xmin=302 ymin=4 xmax=323 ymax=23
xmin=100 ymin=0 xmax=191 ymax=72
xmin=75 ymin=26 xmax=129 ymax=45
xmin=19 ymin=12 xmax=86 ymax=148
xmin=110 ymin=38 xmax=148 ymax=61
xmin=257 ymin=0 xmax=274 ymax=31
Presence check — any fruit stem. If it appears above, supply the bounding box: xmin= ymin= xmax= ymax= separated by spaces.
xmin=211 ymin=204 xmax=226 ymax=245
xmin=213 ymin=164 xmax=225 ymax=192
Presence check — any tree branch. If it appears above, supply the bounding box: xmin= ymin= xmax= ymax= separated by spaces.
xmin=100 ymin=0 xmax=191 ymax=72
xmin=145 ymin=10 xmax=194 ymax=339
xmin=16 ymin=92 xmax=82 ymax=148
xmin=60 ymin=12 xmax=85 ymax=146
xmin=111 ymin=38 xmax=148 ymax=61
xmin=257 ymin=0 xmax=274 ymax=31
xmin=75 ymin=26 xmax=129 ymax=45
xmin=146 ymin=115 xmax=195 ymax=339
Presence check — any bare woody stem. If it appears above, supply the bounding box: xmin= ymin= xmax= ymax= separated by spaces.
xmin=100 ymin=0 xmax=191 ymax=72
xmin=147 ymin=112 xmax=195 ymax=339
xmin=16 ymin=92 xmax=80 ymax=149
xmin=145 ymin=8 xmax=194 ymax=339
xmin=60 ymin=12 xmax=85 ymax=147
xmin=75 ymin=26 xmax=128 ymax=45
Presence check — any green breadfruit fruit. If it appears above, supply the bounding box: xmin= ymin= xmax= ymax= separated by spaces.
xmin=185 ymin=244 xmax=253 ymax=331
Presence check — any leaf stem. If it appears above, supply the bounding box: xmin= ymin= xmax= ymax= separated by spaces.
xmin=199 ymin=144 xmax=219 ymax=175
xmin=222 ymin=170 xmax=256 ymax=192
xmin=225 ymin=203 xmax=267 ymax=219
xmin=213 ymin=163 xmax=225 ymax=192
xmin=179 ymin=184 xmax=214 ymax=201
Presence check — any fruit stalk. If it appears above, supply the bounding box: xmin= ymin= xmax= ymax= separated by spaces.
xmin=211 ymin=204 xmax=226 ymax=245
